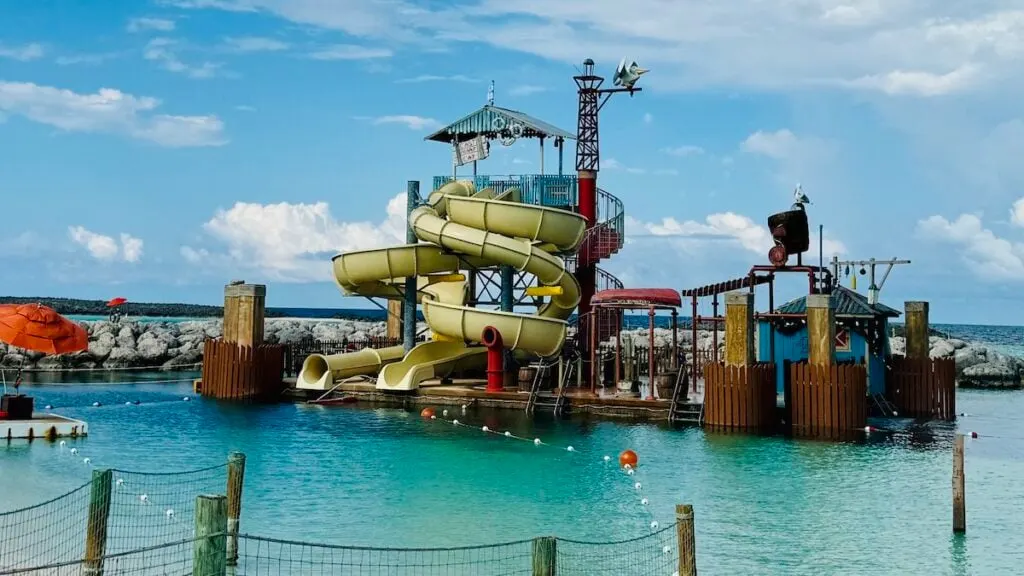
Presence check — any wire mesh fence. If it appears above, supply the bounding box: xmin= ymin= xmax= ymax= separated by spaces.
xmin=0 ymin=526 xmax=683 ymax=576
xmin=0 ymin=460 xmax=229 ymax=574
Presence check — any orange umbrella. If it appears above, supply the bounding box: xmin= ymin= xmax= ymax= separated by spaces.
xmin=0 ymin=303 xmax=88 ymax=355
xmin=106 ymin=297 xmax=127 ymax=308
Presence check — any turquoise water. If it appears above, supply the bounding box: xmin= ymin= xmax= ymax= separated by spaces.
xmin=3 ymin=376 xmax=1023 ymax=575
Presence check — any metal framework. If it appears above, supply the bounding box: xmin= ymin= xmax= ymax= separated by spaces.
xmin=829 ymin=256 xmax=911 ymax=305
xmin=573 ymin=59 xmax=643 ymax=172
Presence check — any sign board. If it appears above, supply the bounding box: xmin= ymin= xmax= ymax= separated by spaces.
xmin=835 ymin=327 xmax=851 ymax=352
xmin=453 ymin=136 xmax=489 ymax=166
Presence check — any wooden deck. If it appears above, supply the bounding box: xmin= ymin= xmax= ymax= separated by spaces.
xmin=281 ymin=377 xmax=703 ymax=422
xmin=3 ymin=414 xmax=88 ymax=440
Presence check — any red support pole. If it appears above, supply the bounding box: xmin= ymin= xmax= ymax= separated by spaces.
xmin=576 ymin=173 xmax=598 ymax=320
xmin=481 ymin=326 xmax=504 ymax=393
xmin=648 ymin=305 xmax=656 ymax=400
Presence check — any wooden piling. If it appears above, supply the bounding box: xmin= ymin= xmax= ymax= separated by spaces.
xmin=806 ymin=294 xmax=835 ymax=367
xmin=223 ymin=282 xmax=266 ymax=348
xmin=194 ymin=494 xmax=228 ymax=576
xmin=953 ymin=434 xmax=966 ymax=533
xmin=226 ymin=452 xmax=246 ymax=566
xmin=531 ymin=536 xmax=556 ymax=576
xmin=905 ymin=301 xmax=930 ymax=360
xmin=386 ymin=300 xmax=403 ymax=340
xmin=83 ymin=469 xmax=113 ymax=576
xmin=676 ymin=504 xmax=696 ymax=576
xmin=724 ymin=291 xmax=754 ymax=367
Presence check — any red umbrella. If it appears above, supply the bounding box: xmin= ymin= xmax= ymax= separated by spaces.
xmin=0 ymin=303 xmax=88 ymax=355
xmin=106 ymin=297 xmax=127 ymax=308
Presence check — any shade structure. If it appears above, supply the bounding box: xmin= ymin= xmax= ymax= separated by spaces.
xmin=106 ymin=297 xmax=127 ymax=308
xmin=0 ymin=303 xmax=88 ymax=355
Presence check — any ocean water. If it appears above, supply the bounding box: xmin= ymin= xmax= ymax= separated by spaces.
xmin=2 ymin=374 xmax=1023 ymax=575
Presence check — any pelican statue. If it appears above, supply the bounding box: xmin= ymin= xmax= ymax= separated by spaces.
xmin=792 ymin=183 xmax=811 ymax=210
xmin=613 ymin=59 xmax=649 ymax=89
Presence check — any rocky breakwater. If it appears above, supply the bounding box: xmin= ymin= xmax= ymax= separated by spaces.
xmin=0 ymin=318 xmax=430 ymax=373
xmin=891 ymin=336 xmax=1024 ymax=389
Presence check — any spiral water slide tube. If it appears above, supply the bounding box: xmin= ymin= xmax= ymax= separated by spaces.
xmin=297 ymin=180 xmax=586 ymax=392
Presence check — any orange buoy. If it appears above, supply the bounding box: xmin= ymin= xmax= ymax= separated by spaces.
xmin=420 ymin=407 xmax=436 ymax=419
xmin=619 ymin=450 xmax=638 ymax=468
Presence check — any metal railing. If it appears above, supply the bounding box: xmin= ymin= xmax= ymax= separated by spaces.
xmin=432 ymin=174 xmax=578 ymax=208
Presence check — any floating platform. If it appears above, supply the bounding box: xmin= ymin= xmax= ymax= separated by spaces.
xmin=3 ymin=414 xmax=88 ymax=441
xmin=276 ymin=377 xmax=703 ymax=422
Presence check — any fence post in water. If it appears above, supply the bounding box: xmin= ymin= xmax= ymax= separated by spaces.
xmin=83 ymin=469 xmax=113 ymax=576
xmin=953 ymin=434 xmax=966 ymax=533
xmin=905 ymin=301 xmax=930 ymax=360
xmin=531 ymin=536 xmax=556 ymax=576
xmin=226 ymin=452 xmax=247 ymax=566
xmin=676 ymin=504 xmax=696 ymax=576
xmin=194 ymin=494 xmax=228 ymax=576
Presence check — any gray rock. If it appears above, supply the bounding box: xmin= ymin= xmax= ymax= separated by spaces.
xmin=960 ymin=361 xmax=1022 ymax=388
xmin=89 ymin=333 xmax=116 ymax=361
xmin=136 ymin=333 xmax=170 ymax=362
xmin=105 ymin=347 xmax=143 ymax=368
xmin=161 ymin=350 xmax=202 ymax=371
xmin=1 ymin=353 xmax=26 ymax=367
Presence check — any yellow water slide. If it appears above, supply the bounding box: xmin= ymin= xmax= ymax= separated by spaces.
xmin=296 ymin=181 xmax=585 ymax=392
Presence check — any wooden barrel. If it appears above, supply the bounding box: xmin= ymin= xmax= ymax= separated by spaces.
xmin=518 ymin=367 xmax=538 ymax=392
xmin=656 ymin=371 xmax=677 ymax=399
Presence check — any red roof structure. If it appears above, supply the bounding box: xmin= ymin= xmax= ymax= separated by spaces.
xmin=591 ymin=288 xmax=681 ymax=309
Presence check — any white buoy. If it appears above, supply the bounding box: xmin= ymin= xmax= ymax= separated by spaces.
xmin=623 ymin=463 xmax=632 ymax=470
xmin=166 ymin=509 xmax=175 ymax=518
xmin=627 ymin=469 xmax=635 ymax=476
xmin=504 ymin=431 xmax=512 ymax=437
xmin=650 ymin=520 xmax=659 ymax=529
xmin=83 ymin=458 xmax=91 ymax=465
xmin=453 ymin=419 xmax=460 ymax=425
xmin=70 ymin=448 xmax=78 ymax=455
xmin=92 ymin=402 xmax=101 ymax=407
xmin=59 ymin=440 xmax=66 ymax=447
xmin=45 ymin=405 xmax=53 ymax=410
xmin=140 ymin=494 xmax=148 ymax=503
xmin=603 ymin=455 xmax=611 ymax=462
xmin=442 ymin=409 xmax=449 ymax=417
xmin=430 ymin=415 xmax=436 ymax=420
xmin=641 ymin=498 xmax=649 ymax=505
xmin=635 ymin=482 xmax=642 ymax=490
xmin=663 ymin=545 xmax=671 ymax=554
xmin=125 ymin=402 xmax=132 ymax=406
xmin=116 ymin=479 xmax=124 ymax=486
xmin=534 ymin=438 xmax=541 ymax=445
xmin=482 ymin=426 xmax=489 ymax=432
xmin=183 ymin=397 xmax=191 ymax=402
xmin=567 ymin=446 xmax=575 ymax=452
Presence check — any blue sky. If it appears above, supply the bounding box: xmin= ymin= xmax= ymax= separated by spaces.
xmin=2 ymin=0 xmax=1024 ymax=324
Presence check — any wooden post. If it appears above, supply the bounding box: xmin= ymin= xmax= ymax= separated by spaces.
xmin=386 ymin=300 xmax=403 ymax=340
xmin=531 ymin=536 xmax=556 ymax=576
xmin=226 ymin=452 xmax=246 ymax=566
xmin=194 ymin=494 xmax=228 ymax=576
xmin=676 ymin=504 xmax=696 ymax=576
xmin=83 ymin=469 xmax=113 ymax=576
xmin=806 ymin=294 xmax=835 ymax=367
xmin=724 ymin=291 xmax=754 ymax=367
xmin=905 ymin=301 xmax=930 ymax=360
xmin=223 ymin=282 xmax=266 ymax=347
xmin=953 ymin=434 xmax=966 ymax=533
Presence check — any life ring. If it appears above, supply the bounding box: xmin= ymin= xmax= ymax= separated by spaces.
xmin=510 ymin=122 xmax=524 ymax=138
xmin=492 ymin=116 xmax=507 ymax=132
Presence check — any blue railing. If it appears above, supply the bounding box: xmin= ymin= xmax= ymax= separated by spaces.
xmin=432 ymin=174 xmax=578 ymax=209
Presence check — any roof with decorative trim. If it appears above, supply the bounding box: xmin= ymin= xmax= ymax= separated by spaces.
xmin=424 ymin=105 xmax=575 ymax=144
xmin=774 ymin=286 xmax=900 ymax=318
xmin=592 ymin=288 xmax=682 ymax=308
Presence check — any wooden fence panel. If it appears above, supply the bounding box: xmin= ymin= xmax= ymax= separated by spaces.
xmin=788 ymin=362 xmax=866 ymax=440
xmin=886 ymin=355 xmax=956 ymax=421
xmin=200 ymin=339 xmax=286 ymax=402
xmin=703 ymin=363 xmax=775 ymax=432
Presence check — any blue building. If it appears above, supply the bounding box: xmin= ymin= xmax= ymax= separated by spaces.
xmin=758 ymin=287 xmax=900 ymax=396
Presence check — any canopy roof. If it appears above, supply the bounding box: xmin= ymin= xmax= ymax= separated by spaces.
xmin=774 ymin=286 xmax=900 ymax=318
xmin=424 ymin=105 xmax=575 ymax=144
xmin=591 ymin=288 xmax=682 ymax=309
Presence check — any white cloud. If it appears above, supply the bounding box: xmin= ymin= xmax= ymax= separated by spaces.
xmin=918 ymin=209 xmax=1024 ymax=281
xmin=68 ymin=227 xmax=144 ymax=263
xmin=307 ymin=45 xmax=392 ymax=60
xmin=127 ymin=17 xmax=176 ymax=33
xmin=628 ymin=212 xmax=846 ymax=258
xmin=845 ymin=66 xmax=980 ymax=97
xmin=0 ymin=81 xmax=226 ymax=147
xmin=368 ymin=115 xmax=440 ymax=130
xmin=222 ymin=36 xmax=289 ymax=52
xmin=396 ymin=74 xmax=478 ymax=83
xmin=55 ymin=52 xmax=121 ymax=66
xmin=163 ymin=1 xmax=1024 ymax=96
xmin=1012 ymin=198 xmax=1024 ymax=228
xmin=144 ymin=38 xmax=224 ymax=78
xmin=184 ymin=194 xmax=407 ymax=281
xmin=662 ymin=145 xmax=704 ymax=157
xmin=603 ymin=158 xmax=646 ymax=174
xmin=509 ymin=85 xmax=546 ymax=96
xmin=741 ymin=129 xmax=800 ymax=159
xmin=0 ymin=43 xmax=44 ymax=61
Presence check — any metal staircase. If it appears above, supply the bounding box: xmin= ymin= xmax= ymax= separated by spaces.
xmin=668 ymin=365 xmax=703 ymax=425
xmin=525 ymin=353 xmax=577 ymax=418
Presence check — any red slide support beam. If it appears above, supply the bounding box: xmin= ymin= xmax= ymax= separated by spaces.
xmin=482 ymin=326 xmax=505 ymax=393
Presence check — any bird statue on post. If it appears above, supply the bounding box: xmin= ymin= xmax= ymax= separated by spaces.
xmin=792 ymin=183 xmax=811 ymax=210
xmin=613 ymin=59 xmax=649 ymax=91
